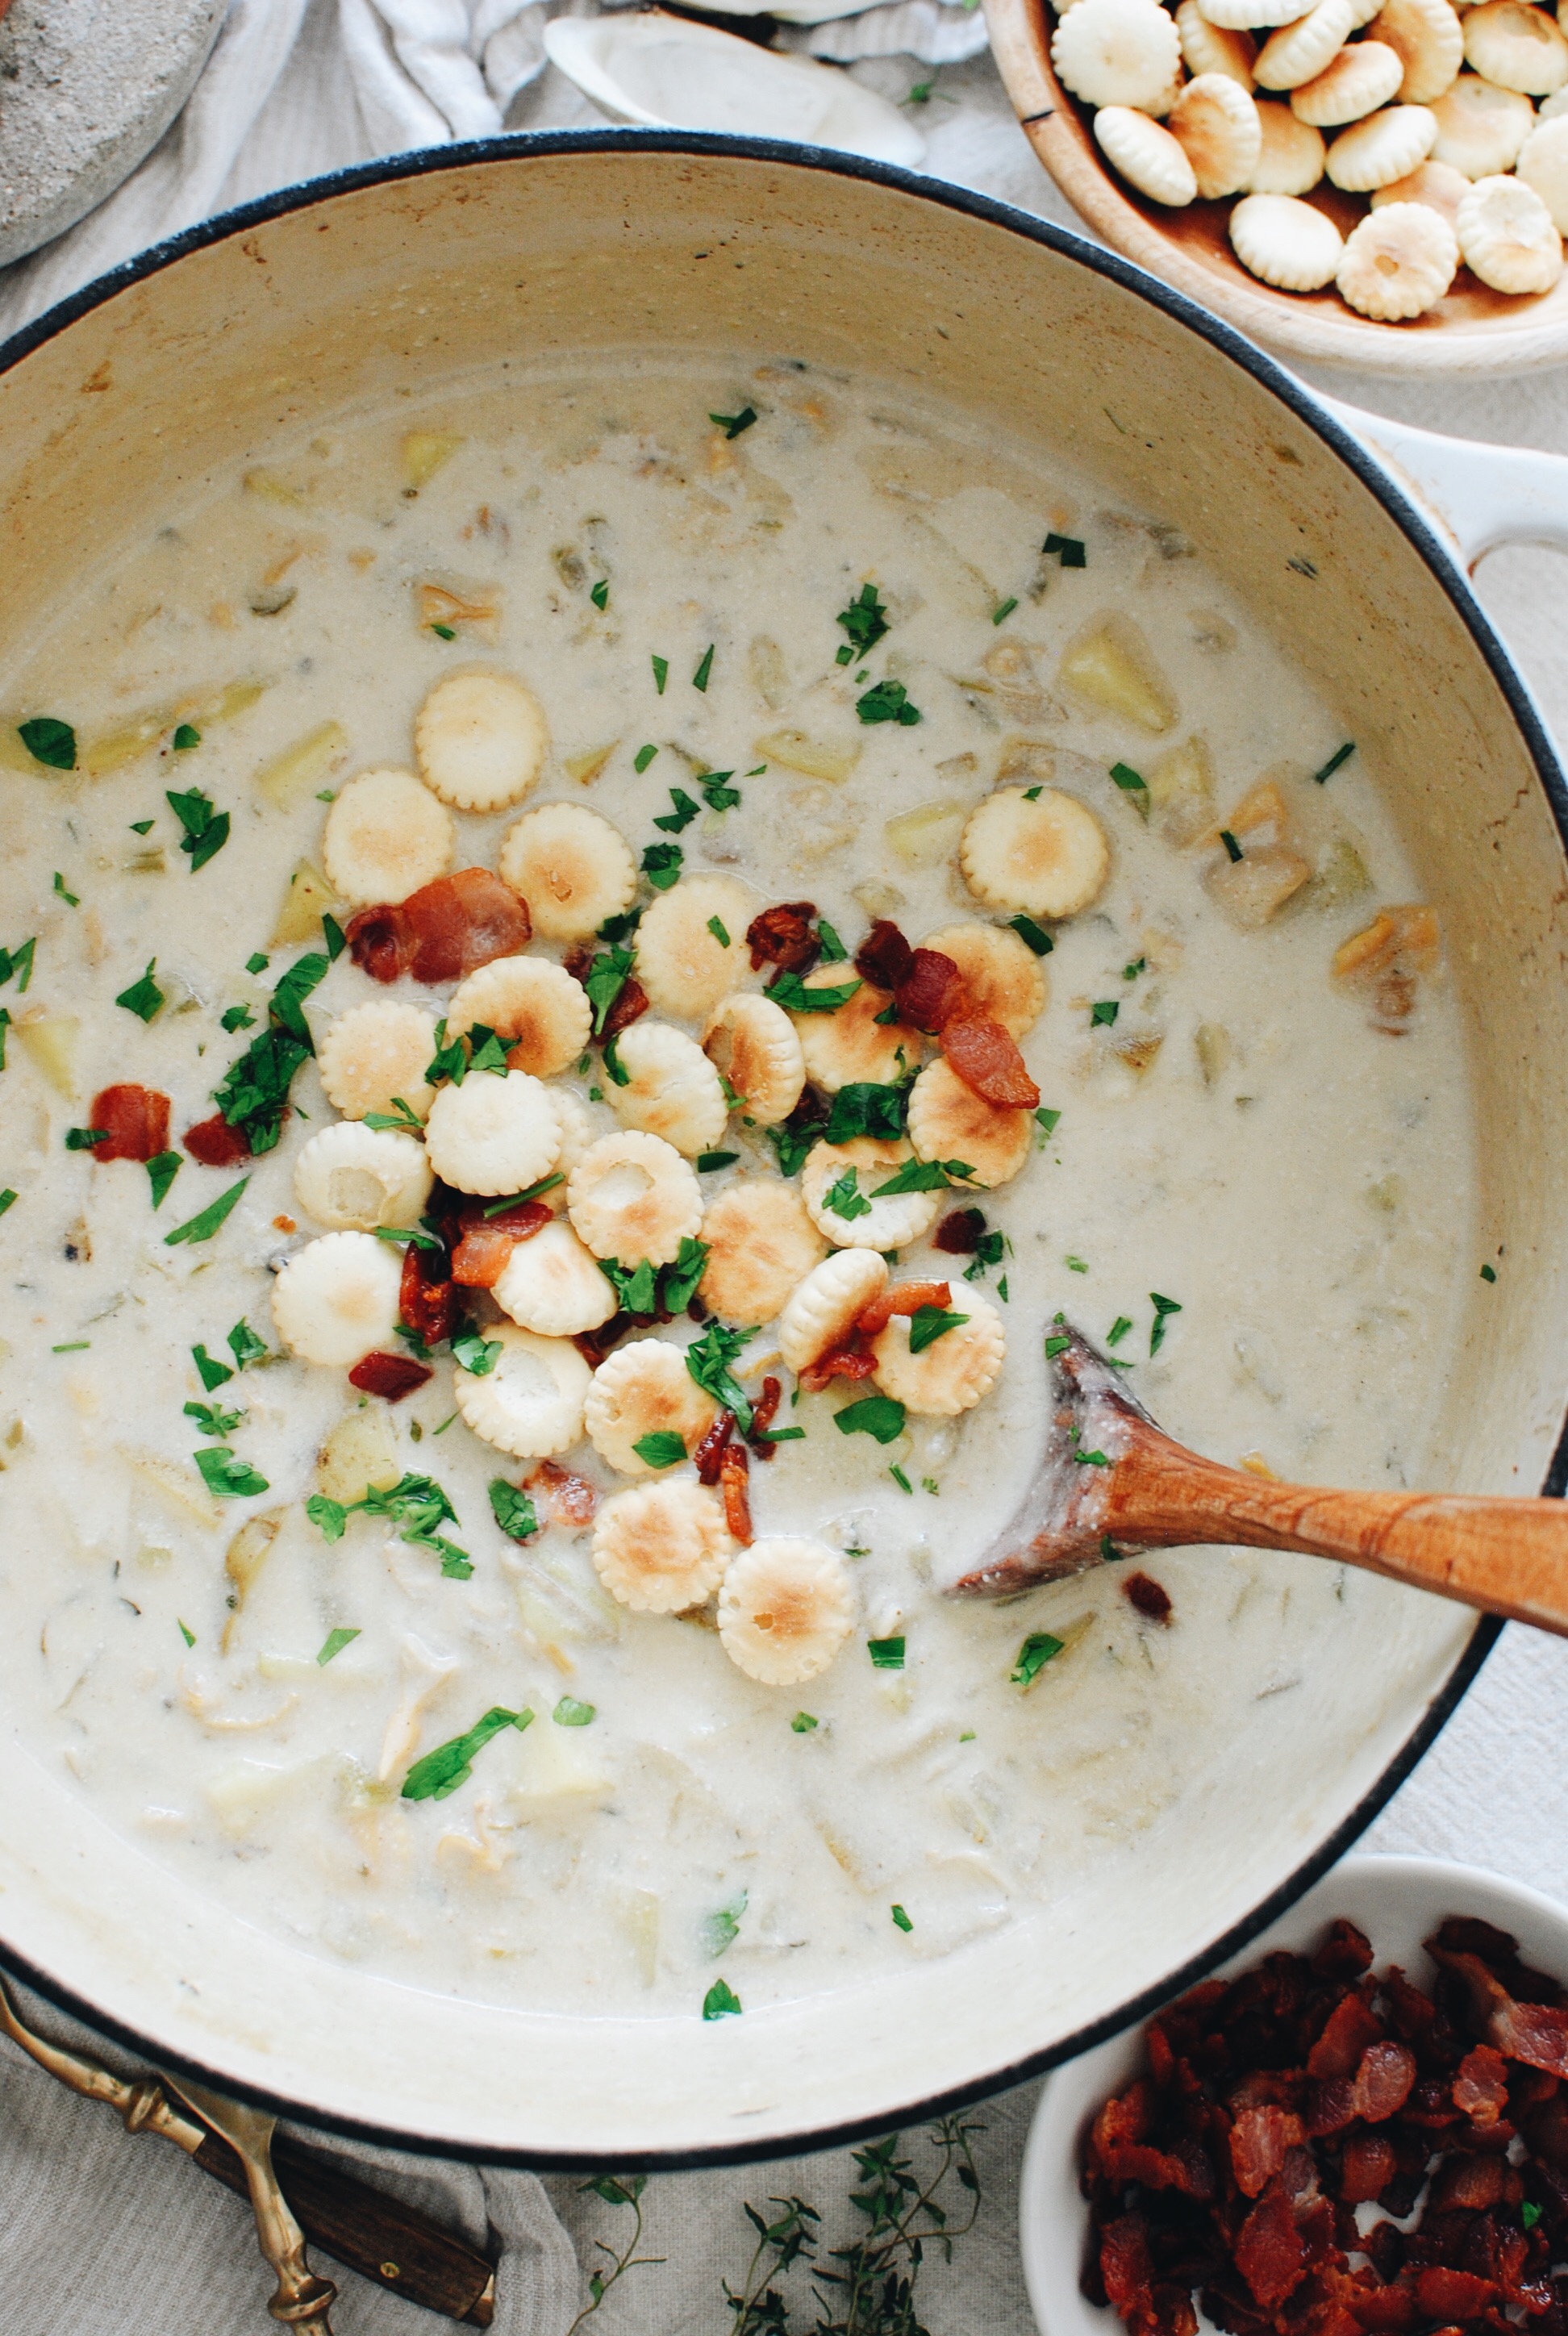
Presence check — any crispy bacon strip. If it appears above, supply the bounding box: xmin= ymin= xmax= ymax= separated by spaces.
xmin=523 ymin=1458 xmax=598 ymax=1526
xmin=90 ymin=1084 xmax=171 ymax=1164
xmin=894 ymin=947 xmax=965 ymax=1034
xmin=449 ymin=1199 xmax=552 ymax=1288
xmin=856 ymin=1280 xmax=952 ymax=1340
xmin=854 ymin=918 xmax=913 ymax=990
xmin=720 ymin=1438 xmax=752 ymax=1543
xmin=694 ymin=1411 xmax=735 ymax=1487
xmin=746 ymin=901 xmax=819 ymax=974
xmin=933 ymin=1207 xmax=986 ymax=1255
xmin=348 ymin=868 xmax=532 ymax=986
xmin=1453 ymin=2043 xmax=1511 ymax=2127
xmin=748 ymin=1375 xmax=782 ymax=1459
xmin=398 ymin=1239 xmax=459 ymax=1349
xmin=601 ymin=973 xmax=650 ymax=1038
xmin=183 ymin=1112 xmax=254 ymax=1167
xmin=348 ymin=1350 xmax=433 ymax=1402
xmin=798 ymin=1345 xmax=878 ymax=1395
xmin=942 ymin=1014 xmax=1041 ymax=1109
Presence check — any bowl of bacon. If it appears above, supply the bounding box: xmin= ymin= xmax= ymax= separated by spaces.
xmin=1020 ymin=1853 xmax=1568 ymax=2336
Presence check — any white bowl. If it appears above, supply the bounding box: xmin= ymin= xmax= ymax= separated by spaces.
xmin=1018 ymin=1854 xmax=1568 ymax=2336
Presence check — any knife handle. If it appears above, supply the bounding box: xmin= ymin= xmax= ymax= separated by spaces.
xmin=193 ymin=2127 xmax=497 ymax=2326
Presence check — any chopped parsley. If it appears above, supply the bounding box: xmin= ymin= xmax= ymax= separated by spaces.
xmin=219 ymin=1004 xmax=255 ymax=1033
xmin=316 ymin=1628 xmax=360 ymax=1666
xmin=165 ymin=786 xmax=231 ymax=872
xmin=823 ymin=1167 xmax=871 ymax=1221
xmin=601 ymin=1255 xmax=660 ymax=1314
xmin=693 ymin=644 xmax=715 ymax=693
xmin=1065 ymin=1254 xmax=1088 ymax=1274
xmin=365 ymin=1097 xmax=424 ymax=1134
xmin=402 ymin=1706 xmax=532 ymax=1801
xmin=165 ymin=1176 xmax=248 ymax=1248
xmin=768 ymin=1115 xmax=825 ymax=1179
xmin=654 ymin=786 xmax=701 ymax=833
xmin=1023 ymin=786 xmax=1042 ymax=802
xmin=590 ymin=578 xmax=609 ymax=611
xmin=835 ymin=1395 xmax=907 ymax=1445
xmin=307 ymin=1472 xmax=472 ymax=1578
xmin=553 ymin=1696 xmax=595 ymax=1726
xmin=697 ymin=1149 xmax=739 ymax=1173
xmin=228 ymin=1319 xmax=267 ymax=1369
xmin=1045 ymin=1333 xmax=1071 ymax=1361
xmin=482 ymin=1171 xmax=565 ymax=1216
xmin=18 ymin=717 xmax=76 ymax=770
xmin=0 ymin=1190 xmax=18 ymax=1218
xmin=1091 ymin=1000 xmax=1120 ymax=1028
xmin=452 ymin=1332 xmax=503 ymax=1376
xmin=703 ymin=1891 xmax=748 ymax=1954
xmin=1072 ymin=1433 xmax=1111 ymax=1467
xmin=992 ymin=597 xmax=1019 ymax=625
xmin=661 ymin=1235 xmax=709 ymax=1312
xmin=703 ymin=1979 xmax=742 ymax=2021
xmin=193 ymin=1446 xmax=270 ymax=1500
xmin=115 ymin=961 xmax=163 ymax=1022
xmin=891 ymin=1904 xmax=914 ymax=1932
xmin=790 ymin=1712 xmax=819 ymax=1733
xmin=856 ymin=677 xmax=921 ymax=727
xmin=872 ymin=1158 xmax=973 ymax=1196
xmin=1035 ymin=1106 xmax=1061 ymax=1142
xmin=634 ymin=743 xmax=659 ymax=774
xmin=1480 ymin=1262 xmax=1498 ymax=1283
xmin=1110 ymin=761 xmax=1148 ymax=801
xmin=1107 ymin=1315 xmax=1132 ymax=1347
xmin=51 ymin=1341 xmax=89 ymax=1354
xmin=1124 ymin=957 xmax=1145 ymax=981
xmin=1220 ymin=828 xmax=1244 ymax=863
xmin=184 ymin=1399 xmax=245 ymax=1437
xmin=867 ymin=1635 xmax=906 ymax=1668
xmin=964 ymin=1230 xmax=1008 ymax=1283
xmin=824 ymin=1080 xmax=909 ymax=1143
xmin=430 ymin=622 xmax=456 ymax=640
xmin=1149 ymin=1292 xmax=1182 ymax=1354
xmin=710 ymin=404 xmax=757 ymax=439
xmin=211 ymin=949 xmax=331 ymax=1152
xmin=700 ymin=772 xmax=740 ymax=812
xmin=245 ymin=952 xmax=269 ymax=975
xmin=129 ymin=820 xmax=155 ymax=836
xmin=0 ymin=937 xmax=36 ymax=991
xmin=192 ymin=1344 xmax=234 ymax=1391
xmin=907 ymin=1305 xmax=969 ymax=1354
xmin=816 ymin=917 xmax=847 ymax=963
xmin=1314 ymin=741 xmax=1355 ymax=785
xmin=1043 ymin=531 xmax=1086 ymax=568
xmin=1011 ymin=1631 xmax=1064 ymax=1686
xmin=767 ymin=970 xmax=861 ymax=1013
xmin=582 ymin=945 xmax=634 ymax=1036
xmin=177 ymin=1619 xmax=195 ymax=1649
xmin=634 ymin=1429 xmax=689 ymax=1470
xmin=323 ymin=913 xmax=345 ymax=961
xmin=172 ymin=724 xmax=201 ymax=751
xmin=836 ymin=582 xmax=890 ymax=665
xmin=760 ymin=1426 xmax=804 ymax=1443
xmin=890 ymin=1463 xmax=914 ymax=1494
xmin=1523 ymin=2202 xmax=1542 ymax=2232
xmin=53 ymin=873 xmax=79 ymax=907
xmin=651 ymin=653 xmax=669 ymax=695
xmin=1009 ymin=914 xmax=1054 ymax=956
xmin=489 ymin=1479 xmax=539 ymax=1541
xmin=64 ymin=1127 xmax=110 ymax=1151
xmin=685 ymin=1319 xmax=756 ymax=1433
xmin=642 ymin=841 xmax=684 ymax=891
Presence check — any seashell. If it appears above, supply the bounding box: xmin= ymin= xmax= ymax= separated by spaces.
xmin=1337 ymin=199 xmax=1458 ymax=314
xmin=1371 ymin=0 xmax=1465 ymax=98
xmin=1257 ymin=0 xmax=1355 ymax=90
xmin=783 ymin=3 xmax=994 ymax=65
xmin=1462 ymin=0 xmax=1568 ymax=89
xmin=1200 ymin=0 xmax=1314 ymax=32
xmin=1291 ymin=40 xmax=1405 ymax=123
xmin=1428 ymin=70 xmax=1535 ymax=171
xmin=1176 ymin=0 xmax=1257 ymax=81
xmin=1370 ymin=155 xmax=1473 ymax=221
xmin=1518 ymin=115 xmax=1568 ymax=227
xmin=1327 ymin=102 xmax=1440 ymax=186
xmin=1455 ymin=169 xmax=1566 ymax=287
xmin=1247 ymin=99 xmax=1329 ymax=186
xmin=1095 ymin=104 xmax=1199 ymax=201
xmin=1229 ymin=190 xmax=1345 ymax=286
xmin=1053 ymin=0 xmax=1183 ymax=109
xmin=1170 ymin=73 xmax=1264 ymax=192
xmin=541 ymin=12 xmax=924 ymax=165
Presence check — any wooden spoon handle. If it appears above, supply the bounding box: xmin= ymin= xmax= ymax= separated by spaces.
xmin=1108 ymin=1430 xmax=1568 ymax=1635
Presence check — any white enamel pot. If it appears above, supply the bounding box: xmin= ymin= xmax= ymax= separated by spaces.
xmin=1 ymin=136 xmax=1566 ymax=2171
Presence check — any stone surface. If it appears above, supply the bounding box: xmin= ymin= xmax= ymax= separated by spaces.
xmin=0 ymin=0 xmax=226 ymax=268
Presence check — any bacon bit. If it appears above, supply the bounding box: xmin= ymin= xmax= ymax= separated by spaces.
xmin=348 ymin=870 xmax=532 ymax=987
xmin=694 ymin=1410 xmax=735 ymax=1486
xmin=942 ymin=1014 xmax=1041 ymax=1109
xmin=1353 ymin=2040 xmax=1417 ymax=2123
xmin=1123 ymin=1571 xmax=1173 ymax=1624
xmin=894 ymin=947 xmax=966 ymax=1034
xmin=184 ymin=1112 xmax=253 ymax=1166
xmin=746 ymin=901 xmax=819 ymax=974
xmin=1309 ymin=1993 xmax=1386 ymax=2081
xmin=1312 ymin=1921 xmax=1374 ymax=1984
xmin=562 ymin=943 xmax=594 ymax=986
xmin=348 ymin=1350 xmax=434 ymax=1402
xmin=573 ymin=1315 xmax=630 ymax=1369
xmin=523 ymin=1458 xmax=597 ymax=1527
xmin=1453 ymin=2043 xmax=1511 ymax=2126
xmin=273 ymin=1214 xmax=297 ymax=1233
xmin=1428 ymin=2150 xmax=1516 ymax=2213
xmin=798 ymin=1345 xmax=878 ymax=1395
xmin=601 ymin=973 xmax=649 ymax=1038
xmin=1429 ymin=1938 xmax=1568 ymax=2079
xmin=854 ymin=918 xmax=913 ymax=990
xmin=1231 ymin=2107 xmax=1303 ymax=2200
xmin=398 ymin=1240 xmax=459 ymax=1349
xmin=1337 ymin=2132 xmax=1395 ymax=2204
xmin=933 ymin=1207 xmax=986 ymax=1255
xmin=1236 ymin=2184 xmax=1307 ymax=2310
xmin=856 ymin=1279 xmax=952 ymax=1340
xmin=1412 ymin=2270 xmax=1496 ymax=2321
xmin=344 ymin=903 xmax=411 ymax=984
xmin=748 ymin=1375 xmax=782 ymax=1459
xmin=90 ymin=1084 xmax=171 ymax=1164
xmin=1099 ymin=2216 xmax=1157 ymax=2321
xmin=449 ymin=1199 xmax=552 ymax=1288
xmin=720 ymin=1438 xmax=752 ymax=1542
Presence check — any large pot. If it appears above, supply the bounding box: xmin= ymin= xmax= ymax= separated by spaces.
xmin=2 ymin=135 xmax=1566 ymax=2171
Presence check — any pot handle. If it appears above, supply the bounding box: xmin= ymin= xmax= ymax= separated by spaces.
xmin=1316 ymin=394 xmax=1568 ymax=573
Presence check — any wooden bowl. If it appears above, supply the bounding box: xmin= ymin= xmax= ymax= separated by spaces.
xmin=983 ymin=0 xmax=1568 ymax=373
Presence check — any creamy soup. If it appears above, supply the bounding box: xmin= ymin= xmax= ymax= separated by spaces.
xmin=0 ymin=359 xmax=1473 ymax=2017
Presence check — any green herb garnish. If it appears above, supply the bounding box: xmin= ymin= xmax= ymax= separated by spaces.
xmin=890 ymin=1463 xmax=913 ymax=1494
xmin=686 ymin=1319 xmax=757 ymax=1433
xmin=791 ymin=1712 xmax=819 ymax=1733
xmin=1481 ymin=1262 xmax=1498 ymax=1283
xmin=836 ymin=1395 xmax=907 ymax=1445
xmin=53 ymin=873 xmax=78 ymax=907
xmin=165 ymin=786 xmax=231 ymax=872
xmin=710 ymin=405 xmax=757 ymax=439
xmin=654 ymin=786 xmax=701 ymax=834
xmin=642 ymin=841 xmax=684 ymax=891
xmin=146 ymin=1152 xmax=182 ymax=1209
xmin=129 ymin=820 xmax=154 ymax=836
xmin=165 ymin=1176 xmax=248 ymax=1248
xmin=1314 ymin=741 xmax=1355 ymax=785
xmin=193 ymin=1446 xmax=270 ymax=1500
xmin=431 ymin=622 xmax=456 ymax=640
xmin=192 ymin=1344 xmax=234 ymax=1391
xmin=661 ymin=1234 xmax=710 ymax=1313
xmin=768 ymin=970 xmax=861 ymax=1014
xmin=823 ymin=1167 xmax=871 ymax=1221
xmin=211 ymin=949 xmax=330 ymax=1153
xmin=365 ymin=1097 xmax=424 ymax=1134
xmin=1011 ymin=1631 xmax=1064 ymax=1686
xmin=219 ymin=1004 xmax=255 ymax=1032
xmin=634 ymin=743 xmax=658 ymax=774
xmin=1045 ymin=1333 xmax=1071 ymax=1360
xmin=871 ymin=1158 xmax=972 ymax=1196
xmin=553 ymin=1696 xmax=595 ymax=1727
xmin=308 ymin=1472 xmax=472 ymax=1577
xmin=184 ymin=1399 xmax=245 ymax=1437
xmin=697 ymin=1150 xmax=739 ymax=1173
xmin=228 ymin=1320 xmax=267 ymax=1369
xmin=0 ymin=938 xmax=36 ymax=991
xmin=836 ymin=582 xmax=890 ymax=665
xmin=590 ymin=578 xmax=609 ymax=611
xmin=245 ymin=951 xmax=269 ymax=975
xmin=1043 ymin=532 xmax=1086 ymax=567
xmin=823 ymin=1079 xmax=909 ymax=1143
xmin=402 ymin=1706 xmax=532 ymax=1801
xmin=907 ymin=1305 xmax=969 ymax=1354
xmin=115 ymin=961 xmax=163 ymax=1022
xmin=634 ymin=1429 xmax=689 ymax=1470
xmin=703 ymin=1890 xmax=748 ymax=1956
xmin=1036 ymin=1106 xmax=1061 ymax=1141
xmin=489 ymin=1479 xmax=539 ymax=1541
xmin=172 ymin=723 xmax=201 ymax=751
xmin=652 ymin=654 xmax=669 ymax=695
xmin=1008 ymin=914 xmax=1054 ymax=956
xmin=868 ymin=1635 xmax=906 ymax=1668
xmin=452 ymin=1332 xmax=503 ymax=1376
xmin=1091 ymin=1000 xmax=1119 ymax=1028
xmin=64 ymin=1127 xmax=109 ymax=1151
xmin=317 ymin=1628 xmax=360 ymax=1666
xmin=1220 ymin=829 xmax=1244 ymax=862
xmin=856 ymin=678 xmax=921 ymax=727
xmin=703 ymin=1979 xmax=742 ymax=2021
xmin=1107 ymin=1315 xmax=1132 ymax=1347
xmin=693 ymin=644 xmax=715 ymax=693
xmin=1149 ymin=1292 xmax=1182 ymax=1354
xmin=891 ymin=1904 xmax=914 ymax=1932
xmin=177 ymin=1620 xmax=195 ymax=1649
xmin=582 ymin=945 xmax=634 ymax=1036
xmin=18 ymin=717 xmax=76 ymax=770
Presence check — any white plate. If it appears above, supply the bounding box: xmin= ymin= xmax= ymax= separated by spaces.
xmin=1018 ymin=1854 xmax=1568 ymax=2336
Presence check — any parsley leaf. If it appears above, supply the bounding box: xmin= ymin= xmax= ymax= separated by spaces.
xmin=402 ymin=1706 xmax=532 ymax=1801
xmin=767 ymin=970 xmax=861 ymax=1013
xmin=815 ymin=917 xmax=848 ymax=964
xmin=692 ymin=644 xmax=715 ymax=693
xmin=686 ymin=1319 xmax=756 ymax=1433
xmin=317 ymin=1627 xmax=359 ymax=1666
xmin=654 ymin=787 xmax=701 ymax=834
xmin=18 ymin=717 xmax=76 ymax=770
xmin=227 ymin=1320 xmax=268 ymax=1369
xmin=0 ymin=937 xmax=36 ymax=992
xmin=1011 ymin=1631 xmax=1064 ymax=1686
xmin=219 ymin=1003 xmax=255 ymax=1033
xmin=211 ymin=950 xmax=330 ymax=1153
xmin=824 ymin=1080 xmax=909 ymax=1143
xmin=192 ymin=1343 xmax=234 ymax=1391
xmin=836 ymin=1395 xmax=907 ymax=1445
xmin=697 ymin=1149 xmax=738 ymax=1173
xmin=590 ymin=578 xmax=609 ymax=611
xmin=856 ymin=678 xmax=921 ymax=727
xmin=710 ymin=405 xmax=757 ymax=439
xmin=1149 ymin=1292 xmax=1182 ymax=1354
xmin=553 ymin=1696 xmax=595 ymax=1726
xmin=836 ymin=582 xmax=890 ymax=661
xmin=651 ymin=654 xmax=669 ymax=695
xmin=600 ymin=1254 xmax=660 ymax=1314
xmin=165 ymin=786 xmax=231 ymax=872
xmin=115 ymin=960 xmax=163 ymax=1022
xmin=452 ymin=1332 xmax=503 ymax=1377
xmin=633 ymin=1429 xmax=689 ymax=1469
xmin=703 ymin=1978 xmax=742 ymax=2020
xmin=184 ymin=1400 xmax=245 ymax=1437
xmin=907 ymin=1305 xmax=970 ymax=1354
xmin=193 ymin=1445 xmax=270 ymax=1499
xmin=867 ymin=1634 xmax=906 ymax=1666
xmin=661 ymin=1235 xmax=710 ymax=1313
xmin=165 ymin=1177 xmax=248 ymax=1248
xmin=634 ymin=743 xmax=658 ymax=774
xmin=489 ymin=1480 xmax=539 ymax=1541
xmin=823 ymin=1167 xmax=871 ymax=1221
xmin=703 ymin=1889 xmax=747 ymax=1955
xmin=173 ymin=723 xmax=201 ymax=752
xmin=871 ymin=1159 xmax=973 ymax=1196
xmin=1009 ymin=914 xmax=1054 ymax=956
xmin=1091 ymin=1000 xmax=1120 ymax=1028
xmin=701 ymin=773 xmax=740 ymax=811
xmin=146 ymin=1151 xmax=182 ymax=1209
xmin=1314 ymin=741 xmax=1355 ymax=785
xmin=791 ymin=1711 xmax=819 ymax=1733
xmin=642 ymin=841 xmax=684 ymax=891
xmin=64 ymin=1127 xmax=109 ymax=1151
xmin=1043 ymin=531 xmax=1086 ymax=567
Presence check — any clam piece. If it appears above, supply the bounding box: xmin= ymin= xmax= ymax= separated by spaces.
xmin=543 ymin=15 xmax=925 ymax=165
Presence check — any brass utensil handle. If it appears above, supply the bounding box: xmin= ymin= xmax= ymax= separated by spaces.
xmin=194 ymin=2130 xmax=497 ymax=2326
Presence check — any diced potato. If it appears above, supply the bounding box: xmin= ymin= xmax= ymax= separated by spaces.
xmin=316 ymin=1407 xmax=401 ymax=1506
xmin=16 ymin=1012 xmax=79 ymax=1099
xmin=222 ymin=1508 xmax=285 ymax=1652
xmin=1195 ymin=1023 xmax=1232 ymax=1087
xmin=244 ymin=468 xmax=307 ymax=507
xmin=1297 ymin=836 xmax=1371 ymax=912
xmin=1114 ymin=1035 xmax=1163 ymax=1075
xmin=1203 ymin=848 xmax=1312 ymax=931
xmin=207 ymin=1754 xmax=336 ymax=1835
xmin=81 ymin=710 xmax=177 ymax=779
xmin=256 ymin=720 xmax=349 ymax=809
xmin=852 ymin=880 xmax=907 ymax=920
xmin=885 ymin=799 xmax=968 ymax=871
xmin=749 ymin=635 xmax=789 ymax=709
xmin=1057 ymin=614 xmax=1177 ymax=735
xmin=402 ymin=432 xmax=465 ymax=492
xmin=1332 ymin=906 xmax=1440 ymax=1035
xmin=1146 ymin=736 xmax=1216 ymax=849
xmin=754 ymin=728 xmax=859 ymax=784
xmin=996 ymin=738 xmax=1056 ymax=788
xmin=564 ymin=740 xmax=618 ymax=787
xmin=186 ymin=677 xmax=269 ymax=730
xmin=0 ymin=726 xmax=40 ymax=775
xmin=120 ymin=1446 xmax=221 ymax=1528
xmin=272 ymin=859 xmax=342 ymax=946
xmin=495 ymin=1723 xmax=612 ymax=1817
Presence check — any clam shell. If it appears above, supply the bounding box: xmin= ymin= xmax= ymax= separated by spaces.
xmin=542 ymin=14 xmax=925 ymax=164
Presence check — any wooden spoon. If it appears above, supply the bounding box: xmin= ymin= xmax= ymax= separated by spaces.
xmin=948 ymin=1323 xmax=1568 ymax=1633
